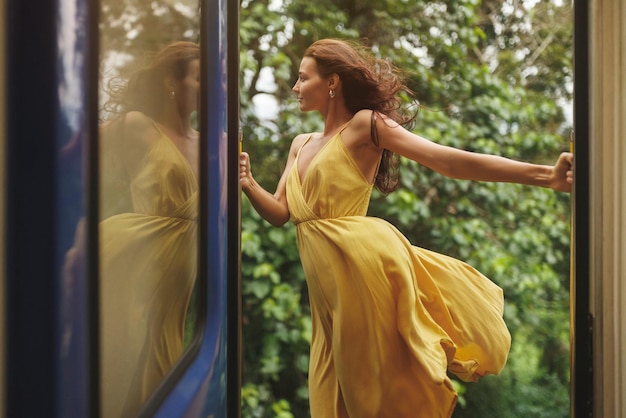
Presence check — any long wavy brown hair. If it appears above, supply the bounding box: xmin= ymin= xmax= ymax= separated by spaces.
xmin=102 ymin=41 xmax=200 ymax=121
xmin=304 ymin=38 xmax=418 ymax=194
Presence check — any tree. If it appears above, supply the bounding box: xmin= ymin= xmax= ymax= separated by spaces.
xmin=99 ymin=0 xmax=201 ymax=94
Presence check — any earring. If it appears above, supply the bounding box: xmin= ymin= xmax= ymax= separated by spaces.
xmin=329 ymin=89 xmax=335 ymax=98
xmin=170 ymin=90 xmax=176 ymax=99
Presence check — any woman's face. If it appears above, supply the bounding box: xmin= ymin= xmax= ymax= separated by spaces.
xmin=176 ymin=58 xmax=201 ymax=115
xmin=292 ymin=57 xmax=329 ymax=112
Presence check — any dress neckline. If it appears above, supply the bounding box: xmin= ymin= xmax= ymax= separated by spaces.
xmin=150 ymin=121 xmax=199 ymax=185
xmin=296 ymin=122 xmax=351 ymax=184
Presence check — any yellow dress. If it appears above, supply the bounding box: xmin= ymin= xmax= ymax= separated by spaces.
xmin=99 ymin=124 xmax=198 ymax=418
xmin=286 ymin=129 xmax=511 ymax=418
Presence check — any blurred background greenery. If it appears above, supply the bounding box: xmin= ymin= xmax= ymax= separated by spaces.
xmin=238 ymin=0 xmax=572 ymax=417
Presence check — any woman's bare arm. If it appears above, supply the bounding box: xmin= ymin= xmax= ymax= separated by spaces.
xmin=373 ymin=113 xmax=573 ymax=192
xmin=240 ymin=134 xmax=309 ymax=226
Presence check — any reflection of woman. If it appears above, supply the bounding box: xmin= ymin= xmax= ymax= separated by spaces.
xmin=240 ymin=39 xmax=573 ymax=418
xmin=99 ymin=41 xmax=200 ymax=418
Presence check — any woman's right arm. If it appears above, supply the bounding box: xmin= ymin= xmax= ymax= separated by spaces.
xmin=240 ymin=134 xmax=307 ymax=227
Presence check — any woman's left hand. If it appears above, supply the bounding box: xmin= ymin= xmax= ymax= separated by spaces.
xmin=549 ymin=152 xmax=574 ymax=192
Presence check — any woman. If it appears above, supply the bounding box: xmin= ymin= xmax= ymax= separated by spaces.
xmin=240 ymin=39 xmax=573 ymax=418
xmin=99 ymin=41 xmax=200 ymax=418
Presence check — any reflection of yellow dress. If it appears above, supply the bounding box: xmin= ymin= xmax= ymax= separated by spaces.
xmin=99 ymin=124 xmax=198 ymax=418
xmin=286 ymin=129 xmax=511 ymax=418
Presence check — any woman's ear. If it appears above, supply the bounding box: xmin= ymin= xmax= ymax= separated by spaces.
xmin=163 ymin=77 xmax=176 ymax=93
xmin=328 ymin=73 xmax=340 ymax=89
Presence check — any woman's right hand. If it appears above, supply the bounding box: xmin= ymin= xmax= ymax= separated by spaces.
xmin=239 ymin=151 xmax=254 ymax=191
xmin=548 ymin=152 xmax=574 ymax=193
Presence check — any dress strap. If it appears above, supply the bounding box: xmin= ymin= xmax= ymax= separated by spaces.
xmin=337 ymin=120 xmax=351 ymax=136
xmin=147 ymin=118 xmax=166 ymax=138
xmin=295 ymin=133 xmax=314 ymax=158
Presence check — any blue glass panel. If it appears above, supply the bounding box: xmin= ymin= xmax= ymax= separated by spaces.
xmin=56 ymin=0 xmax=91 ymax=415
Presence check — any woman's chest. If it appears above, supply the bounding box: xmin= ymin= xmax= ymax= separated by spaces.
xmin=297 ymin=136 xmax=331 ymax=181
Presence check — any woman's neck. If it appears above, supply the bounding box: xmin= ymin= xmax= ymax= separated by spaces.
xmin=322 ymin=108 xmax=353 ymax=136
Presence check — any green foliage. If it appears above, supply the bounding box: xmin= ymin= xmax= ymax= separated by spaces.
xmin=240 ymin=0 xmax=573 ymax=417
xmin=452 ymin=331 xmax=570 ymax=418
xmin=241 ymin=200 xmax=312 ymax=417
xmin=99 ymin=0 xmax=200 ymax=75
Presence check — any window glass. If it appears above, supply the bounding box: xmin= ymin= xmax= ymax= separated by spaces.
xmin=98 ymin=1 xmax=201 ymax=416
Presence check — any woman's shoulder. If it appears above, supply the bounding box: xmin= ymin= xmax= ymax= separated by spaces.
xmin=101 ymin=111 xmax=154 ymax=135
xmin=289 ymin=132 xmax=313 ymax=148
xmin=341 ymin=110 xmax=378 ymax=147
xmin=100 ymin=111 xmax=160 ymax=159
xmin=346 ymin=110 xmax=376 ymax=136
xmin=121 ymin=111 xmax=157 ymax=133
xmin=351 ymin=109 xmax=375 ymax=127
xmin=284 ymin=132 xmax=316 ymax=160
xmin=350 ymin=109 xmax=397 ymax=129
